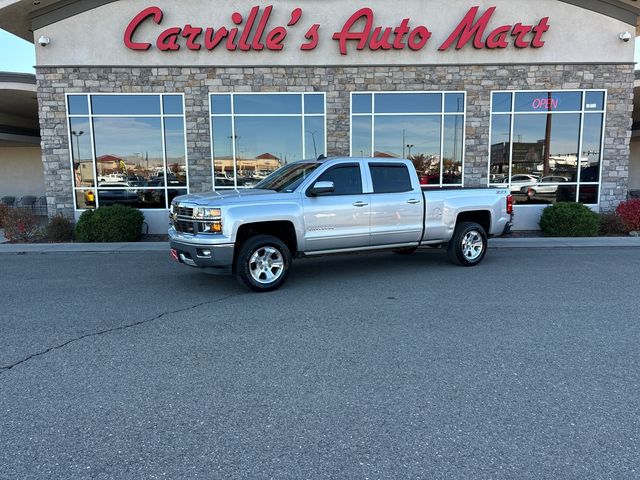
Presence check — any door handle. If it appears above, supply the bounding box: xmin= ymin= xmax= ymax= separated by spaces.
xmin=353 ymin=201 xmax=369 ymax=207
xmin=407 ymin=199 xmax=421 ymax=204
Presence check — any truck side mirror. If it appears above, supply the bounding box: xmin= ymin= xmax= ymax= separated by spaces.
xmin=309 ymin=181 xmax=335 ymax=196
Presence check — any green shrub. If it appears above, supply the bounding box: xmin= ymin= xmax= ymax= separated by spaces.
xmin=47 ymin=214 xmax=75 ymax=242
xmin=539 ymin=202 xmax=598 ymax=237
xmin=3 ymin=208 xmax=43 ymax=243
xmin=598 ymin=213 xmax=628 ymax=237
xmin=75 ymin=205 xmax=144 ymax=243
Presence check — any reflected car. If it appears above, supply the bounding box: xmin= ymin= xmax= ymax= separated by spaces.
xmin=509 ymin=174 xmax=539 ymax=193
xmin=521 ymin=176 xmax=569 ymax=195
xmin=98 ymin=182 xmax=139 ymax=206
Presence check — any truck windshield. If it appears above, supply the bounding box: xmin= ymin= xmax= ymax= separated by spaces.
xmin=255 ymin=162 xmax=321 ymax=192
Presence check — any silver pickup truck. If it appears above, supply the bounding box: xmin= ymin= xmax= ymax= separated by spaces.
xmin=169 ymin=157 xmax=513 ymax=292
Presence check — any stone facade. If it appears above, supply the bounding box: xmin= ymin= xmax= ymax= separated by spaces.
xmin=36 ymin=63 xmax=634 ymax=219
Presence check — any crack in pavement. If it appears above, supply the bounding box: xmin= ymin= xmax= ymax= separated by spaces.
xmin=0 ymin=294 xmax=241 ymax=376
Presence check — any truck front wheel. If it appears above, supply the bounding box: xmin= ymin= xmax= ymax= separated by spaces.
xmin=447 ymin=222 xmax=488 ymax=267
xmin=235 ymin=235 xmax=291 ymax=292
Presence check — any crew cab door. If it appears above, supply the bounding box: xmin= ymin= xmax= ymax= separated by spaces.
xmin=302 ymin=162 xmax=371 ymax=252
xmin=367 ymin=162 xmax=423 ymax=246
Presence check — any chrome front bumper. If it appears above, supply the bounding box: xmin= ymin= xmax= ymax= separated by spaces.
xmin=169 ymin=229 xmax=235 ymax=273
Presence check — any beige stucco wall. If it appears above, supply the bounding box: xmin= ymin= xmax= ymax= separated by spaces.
xmin=34 ymin=0 xmax=635 ymax=67
xmin=0 ymin=147 xmax=45 ymax=198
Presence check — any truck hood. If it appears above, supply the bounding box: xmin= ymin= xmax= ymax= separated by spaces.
xmin=173 ymin=189 xmax=293 ymax=206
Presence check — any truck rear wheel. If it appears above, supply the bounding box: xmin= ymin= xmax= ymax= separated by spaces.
xmin=235 ymin=235 xmax=291 ymax=292
xmin=447 ymin=222 xmax=487 ymax=267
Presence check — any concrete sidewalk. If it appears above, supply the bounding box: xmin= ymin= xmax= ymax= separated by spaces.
xmin=1 ymin=237 xmax=640 ymax=254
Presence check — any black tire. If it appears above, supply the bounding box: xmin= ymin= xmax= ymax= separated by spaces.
xmin=393 ymin=247 xmax=418 ymax=255
xmin=447 ymin=222 xmax=488 ymax=267
xmin=235 ymin=235 xmax=291 ymax=292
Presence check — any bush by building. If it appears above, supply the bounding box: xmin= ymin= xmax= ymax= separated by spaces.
xmin=75 ymin=205 xmax=144 ymax=243
xmin=539 ymin=202 xmax=599 ymax=237
xmin=598 ymin=212 xmax=629 ymax=237
xmin=615 ymin=199 xmax=640 ymax=233
xmin=47 ymin=214 xmax=75 ymax=243
xmin=3 ymin=208 xmax=43 ymax=243
xmin=0 ymin=204 xmax=8 ymax=229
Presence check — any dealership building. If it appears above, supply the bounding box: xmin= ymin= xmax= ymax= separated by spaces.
xmin=1 ymin=0 xmax=640 ymax=233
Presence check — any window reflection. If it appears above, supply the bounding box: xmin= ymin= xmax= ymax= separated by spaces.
xmin=490 ymin=90 xmax=604 ymax=205
xmin=91 ymin=95 xmax=162 ymax=115
xmin=75 ymin=190 xmax=96 ymax=210
xmin=489 ymin=115 xmax=511 ymax=184
xmin=352 ymin=92 xmax=466 ymax=187
xmin=515 ymin=92 xmax=582 ymax=112
xmin=305 ymin=116 xmax=324 ymax=159
xmin=581 ymin=114 xmax=603 ymax=182
xmin=68 ymin=95 xmax=89 ymax=115
xmin=70 ymin=118 xmax=94 ymax=188
xmin=375 ymin=93 xmax=442 ymax=114
xmin=352 ymin=94 xmax=372 ymax=114
xmin=352 ymin=116 xmax=372 ymax=157
xmin=164 ymin=118 xmax=187 ymax=187
xmin=67 ymin=94 xmax=188 ymax=209
xmin=442 ymin=116 xmax=464 ymax=184
xmin=235 ymin=117 xmax=302 ymax=185
xmin=210 ymin=93 xmax=326 ymax=189
xmin=234 ymin=94 xmax=302 ymax=115
xmin=93 ymin=117 xmax=164 ymax=184
xmin=163 ymin=95 xmax=184 ymax=115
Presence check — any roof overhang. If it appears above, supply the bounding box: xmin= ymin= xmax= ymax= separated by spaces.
xmin=0 ymin=0 xmax=639 ymax=42
xmin=0 ymin=72 xmax=40 ymax=147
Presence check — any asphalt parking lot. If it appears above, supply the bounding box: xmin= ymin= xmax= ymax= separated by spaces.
xmin=1 ymin=247 xmax=639 ymax=479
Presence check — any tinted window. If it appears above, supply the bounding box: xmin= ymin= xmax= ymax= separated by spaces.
xmin=352 ymin=94 xmax=373 ymax=114
xmin=514 ymin=91 xmax=582 ymax=112
xmin=375 ymin=93 xmax=442 ymax=114
xmin=492 ymin=93 xmax=512 ymax=113
xmin=91 ymin=95 xmax=161 ymax=115
xmin=68 ymin=95 xmax=89 ymax=115
xmin=211 ymin=95 xmax=232 ymax=115
xmin=304 ymin=94 xmax=324 ymax=114
xmin=370 ymin=164 xmax=413 ymax=193
xmin=316 ymin=165 xmax=362 ymax=195
xmin=234 ymin=94 xmax=302 ymax=114
xmin=163 ymin=95 xmax=184 ymax=115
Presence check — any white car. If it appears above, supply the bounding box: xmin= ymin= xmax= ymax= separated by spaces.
xmin=509 ymin=174 xmax=539 ymax=194
xmin=521 ymin=176 xmax=569 ymax=195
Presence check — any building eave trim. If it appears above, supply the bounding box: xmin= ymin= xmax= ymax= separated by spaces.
xmin=30 ymin=0 xmax=119 ymax=31
xmin=0 ymin=72 xmax=36 ymax=85
xmin=557 ymin=0 xmax=639 ymax=25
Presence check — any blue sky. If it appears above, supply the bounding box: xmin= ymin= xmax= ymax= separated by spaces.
xmin=1 ymin=29 xmax=640 ymax=73
xmin=0 ymin=30 xmax=36 ymax=73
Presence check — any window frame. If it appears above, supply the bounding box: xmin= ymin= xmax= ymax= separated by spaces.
xmin=209 ymin=92 xmax=327 ymax=190
xmin=350 ymin=91 xmax=467 ymax=188
xmin=488 ymin=89 xmax=607 ymax=206
xmin=65 ymin=92 xmax=189 ymax=212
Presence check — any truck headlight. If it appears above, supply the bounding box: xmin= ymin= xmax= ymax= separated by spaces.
xmin=194 ymin=207 xmax=221 ymax=220
xmin=194 ymin=208 xmax=223 ymax=234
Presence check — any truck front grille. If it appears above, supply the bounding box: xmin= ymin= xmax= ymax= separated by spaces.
xmin=175 ymin=220 xmax=196 ymax=234
xmin=175 ymin=206 xmax=194 ymax=218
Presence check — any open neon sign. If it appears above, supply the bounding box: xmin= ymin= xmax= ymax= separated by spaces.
xmin=531 ymin=97 xmax=559 ymax=110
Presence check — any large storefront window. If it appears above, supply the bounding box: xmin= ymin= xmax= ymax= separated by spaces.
xmin=210 ymin=93 xmax=326 ymax=189
xmin=66 ymin=94 xmax=188 ymax=210
xmin=350 ymin=92 xmax=466 ymax=187
xmin=489 ymin=90 xmax=605 ymax=205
